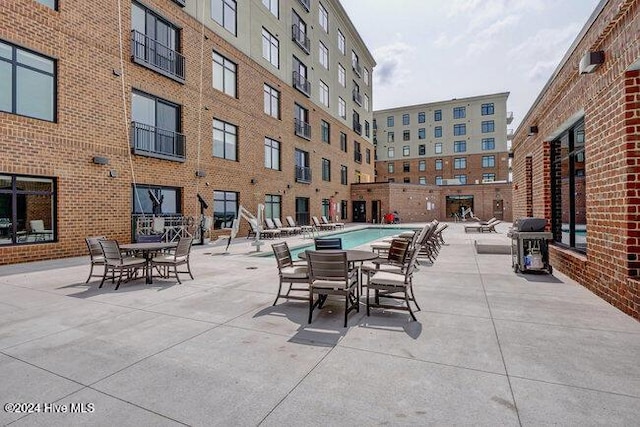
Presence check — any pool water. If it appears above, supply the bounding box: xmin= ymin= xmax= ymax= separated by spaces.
xmin=263 ymin=227 xmax=412 ymax=259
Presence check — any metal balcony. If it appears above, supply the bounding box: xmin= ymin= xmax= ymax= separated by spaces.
xmin=294 ymin=118 xmax=311 ymax=140
xmin=295 ymin=166 xmax=312 ymax=183
xmin=352 ymin=61 xmax=362 ymax=77
xmin=297 ymin=0 xmax=310 ymax=12
xmin=352 ymin=90 xmax=362 ymax=106
xmin=131 ymin=30 xmax=185 ymax=83
xmin=131 ymin=121 xmax=186 ymax=162
xmin=292 ymin=71 xmax=311 ymax=97
xmin=507 ymin=111 xmax=514 ymax=124
xmin=291 ymin=25 xmax=310 ymax=54
xmin=354 ymin=151 xmax=362 ymax=163
xmin=353 ymin=121 xmax=362 ymax=135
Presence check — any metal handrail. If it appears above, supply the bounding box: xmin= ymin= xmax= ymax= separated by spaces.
xmin=131 ymin=30 xmax=185 ymax=81
xmin=131 ymin=121 xmax=185 ymax=160
xmin=295 ymin=166 xmax=312 ymax=182
xmin=294 ymin=118 xmax=311 ymax=139
xmin=291 ymin=24 xmax=310 ymax=53
xmin=292 ymin=71 xmax=311 ymax=96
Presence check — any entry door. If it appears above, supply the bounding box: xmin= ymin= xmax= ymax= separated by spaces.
xmin=371 ymin=200 xmax=381 ymax=224
xmin=295 ymin=197 xmax=310 ymax=225
xmin=352 ymin=201 xmax=366 ymax=222
xmin=493 ymin=200 xmax=504 ymax=220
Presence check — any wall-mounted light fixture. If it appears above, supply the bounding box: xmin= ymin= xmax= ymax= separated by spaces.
xmin=579 ymin=50 xmax=604 ymax=74
xmin=195 ymin=170 xmax=207 ymax=178
xmin=528 ymin=126 xmax=539 ymax=136
xmin=92 ymin=156 xmax=109 ymax=165
xmin=109 ymin=169 xmax=118 ymax=178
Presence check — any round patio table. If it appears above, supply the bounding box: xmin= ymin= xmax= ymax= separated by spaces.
xmin=120 ymin=242 xmax=177 ymax=284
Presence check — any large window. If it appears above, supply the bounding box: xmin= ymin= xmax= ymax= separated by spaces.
xmin=453 ymin=106 xmax=466 ymax=119
xmin=0 ymin=40 xmax=55 ymax=121
xmin=36 ymin=0 xmax=56 ymax=8
xmin=482 ymin=155 xmax=495 ymax=168
xmin=322 ymin=158 xmax=331 ymax=181
xmin=295 ymin=149 xmax=311 ymax=182
xmin=213 ymin=51 xmax=237 ymax=97
xmin=403 ymin=146 xmax=410 ymax=156
xmin=481 ymin=103 xmax=494 ymax=115
xmin=340 ymin=132 xmax=347 ymax=152
xmin=454 ymin=158 xmax=466 ymax=169
xmin=265 ymin=194 xmax=281 ymax=219
xmin=434 ymin=110 xmax=442 ymax=121
xmin=402 ymin=114 xmax=410 ymax=126
xmin=435 ymin=143 xmax=442 ymax=154
xmin=292 ymin=11 xmax=309 ymax=53
xmin=388 ymin=147 xmax=395 ymax=158
xmin=337 ymin=30 xmax=345 ymax=54
xmin=482 ymin=120 xmax=495 ymax=133
xmin=0 ymin=175 xmax=56 ymax=245
xmin=341 ymin=165 xmax=348 ymax=185
xmin=482 ymin=137 xmax=495 ymax=150
xmin=338 ymin=64 xmax=346 ymax=86
xmin=418 ymin=112 xmax=425 ymax=123
xmin=418 ymin=128 xmax=426 ymax=139
xmin=262 ymin=28 xmax=279 ymax=68
xmin=211 ymin=0 xmax=237 ymax=35
xmin=318 ymin=2 xmax=328 ymax=32
xmin=131 ymin=91 xmax=184 ymax=161
xmin=453 ymin=123 xmax=466 ymax=136
xmin=387 ymin=132 xmax=395 ymax=143
xmin=319 ymin=41 xmax=328 ymax=69
xmin=434 ymin=126 xmax=442 ymax=138
xmin=388 ymin=162 xmax=394 ymax=173
xmin=293 ymin=55 xmax=310 ymax=96
xmin=454 ymin=140 xmax=466 ymax=153
xmin=387 ymin=116 xmax=394 ymax=127
xmin=338 ymin=97 xmax=346 ymax=119
xmin=403 ymin=130 xmax=410 ymax=141
xmin=263 ymin=84 xmax=280 ymax=118
xmin=264 ymin=137 xmax=280 ymax=170
xmin=213 ymin=190 xmax=237 ymax=229
xmin=133 ymin=184 xmax=180 ymax=215
xmin=418 ymin=160 xmax=426 ymax=171
xmin=435 ymin=160 xmax=443 ymax=170
xmin=321 ymin=120 xmax=330 ymax=143
xmin=482 ymin=173 xmax=496 ymax=182
xmin=262 ymin=0 xmax=278 ymax=17
xmin=551 ymin=120 xmax=586 ymax=251
xmin=319 ymin=80 xmax=329 ymax=107
xmin=418 ymin=144 xmax=426 ymax=156
xmin=213 ymin=119 xmax=237 ymax=161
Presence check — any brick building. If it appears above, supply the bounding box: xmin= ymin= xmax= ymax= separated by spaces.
xmin=512 ymin=0 xmax=640 ymax=320
xmin=0 ymin=0 xmax=375 ymax=264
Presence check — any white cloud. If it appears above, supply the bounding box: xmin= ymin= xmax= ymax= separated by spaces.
xmin=372 ymin=41 xmax=415 ymax=87
xmin=465 ymin=14 xmax=521 ymax=55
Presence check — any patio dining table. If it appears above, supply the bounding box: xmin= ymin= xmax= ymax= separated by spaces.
xmin=120 ymin=242 xmax=177 ymax=284
xmin=298 ymin=249 xmax=378 ymax=291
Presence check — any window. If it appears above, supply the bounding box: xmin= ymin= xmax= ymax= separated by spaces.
xmin=341 ymin=200 xmax=348 ymax=219
xmin=481 ymin=103 xmax=494 ymax=115
xmin=363 ymin=68 xmax=369 ymax=85
xmin=352 ymin=81 xmax=361 ymax=105
xmin=262 ymin=28 xmax=279 ymax=68
xmin=131 ymin=3 xmax=184 ymax=82
xmin=453 ymin=123 xmax=466 ymax=136
xmin=418 ymin=112 xmax=425 ymax=123
xmin=387 ymin=116 xmax=394 ymax=127
xmin=388 ymin=162 xmax=394 ymax=173
xmin=453 ymin=106 xmax=466 ymax=119
xmin=435 ymin=176 xmax=442 ymax=185
xmin=352 ymin=51 xmax=361 ymax=75
xmin=0 ymin=174 xmax=56 ymax=245
xmin=435 ymin=159 xmax=443 ymax=170
xmin=212 ymin=51 xmax=236 ymax=97
xmin=482 ymin=155 xmax=495 ymax=168
xmin=340 ymin=132 xmax=347 ymax=152
xmin=292 ymin=56 xmax=309 ymax=96
xmin=418 ymin=128 xmax=426 ymax=139
xmin=294 ymin=103 xmax=310 ymax=139
xmin=213 ymin=119 xmax=237 ymax=161
xmin=403 ymin=130 xmax=410 ymax=141
xmin=434 ymin=109 xmax=442 ymax=121
xmin=322 ymin=198 xmax=330 ymax=218
xmin=0 ymin=41 xmax=55 ymax=121
xmin=319 ymin=80 xmax=329 ymax=107
xmin=435 ymin=143 xmax=442 ymax=154
xmin=388 ymin=147 xmax=395 ymax=158
xmin=131 ymin=91 xmax=184 ymax=160
xmin=265 ymin=194 xmax=281 ymax=220
xmin=211 ymin=0 xmax=236 ymax=35
xmin=264 ymin=137 xmax=280 ymax=170
xmin=341 ymin=165 xmax=348 ymax=185
xmin=454 ymin=140 xmax=466 ymax=153
xmin=434 ymin=126 xmax=442 ymax=138
xmin=321 ymin=120 xmax=330 ymax=143
xmin=337 ymin=30 xmax=345 ymax=54
xmin=403 ymin=146 xmax=410 ymax=156
xmin=352 ymin=110 xmax=361 ymax=134
xmin=482 ymin=137 xmax=495 ymax=150
xmin=454 ymin=174 xmax=467 ymax=184
xmin=338 ymin=97 xmax=346 ymax=119
xmin=263 ymin=84 xmax=280 ymax=118
xmin=365 ymin=120 xmax=370 ymax=137
xmin=418 ymin=145 xmax=426 ymax=156
xmin=402 ymin=114 xmax=410 ymax=125
xmin=403 ymin=162 xmax=410 ymax=173
xmin=36 ymin=0 xmax=56 ymax=8
xmin=364 ymin=94 xmax=370 ymax=112
xmin=319 ymin=41 xmax=328 ymax=69
xmin=354 ymin=141 xmax=362 ymax=162
xmin=366 ymin=148 xmax=371 ymax=164
xmin=551 ymin=120 xmax=586 ymax=252
xmin=454 ymin=158 xmax=466 ymax=169
xmin=482 ymin=173 xmax=496 ymax=182
xmin=292 ymin=11 xmax=309 ymax=53
xmin=133 ymin=184 xmax=180 ymax=216
xmin=419 ymin=177 xmax=427 ymax=185
xmin=262 ymin=0 xmax=278 ymax=17
xmin=418 ymin=160 xmax=426 ymax=171
xmin=322 ymin=158 xmax=331 ymax=181
xmin=338 ymin=64 xmax=346 ymax=86
xmin=482 ymin=120 xmax=495 ymax=133
xmin=319 ymin=2 xmax=328 ymax=32
xmin=403 ymin=177 xmax=411 ymax=184
xmin=213 ymin=190 xmax=238 ymax=229
xmin=387 ymin=132 xmax=394 ymax=143
xmin=295 ymin=149 xmax=311 ymax=182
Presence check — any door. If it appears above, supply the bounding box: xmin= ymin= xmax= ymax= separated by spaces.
xmin=352 ymin=201 xmax=366 ymax=222
xmin=371 ymin=200 xmax=381 ymax=223
xmin=493 ymin=199 xmax=504 ymax=220
xmin=295 ymin=197 xmax=310 ymax=226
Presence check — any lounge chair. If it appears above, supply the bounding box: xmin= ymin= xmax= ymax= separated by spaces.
xmin=312 ymin=216 xmax=335 ymax=231
xmin=271 ymin=242 xmax=309 ymax=306
xmin=464 ymin=218 xmax=500 ymax=233
xmin=150 ymin=236 xmax=194 ymax=284
xmin=273 ymin=217 xmax=300 ymax=234
xmin=247 ymin=219 xmax=281 ymax=239
xmin=314 ymin=237 xmax=343 ymax=250
xmin=321 ymin=216 xmax=344 ymax=230
xmin=267 ymin=218 xmax=298 ymax=235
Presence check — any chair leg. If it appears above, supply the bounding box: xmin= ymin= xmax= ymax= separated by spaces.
xmin=273 ymin=280 xmax=283 ymax=306
xmin=174 ymin=265 xmax=182 ymax=284
xmin=115 ymin=269 xmax=123 ymax=290
xmin=405 ymin=289 xmax=417 ymax=321
xmin=186 ymin=261 xmax=194 ymax=280
xmin=308 ymin=291 xmax=314 ymax=324
xmin=366 ymin=286 xmax=371 ymax=316
xmin=344 ymin=294 xmax=348 ymax=328
xmin=99 ymin=267 xmax=108 ymax=288
xmin=86 ymin=263 xmax=94 ymax=284
xmin=409 ymin=279 xmax=421 ymax=311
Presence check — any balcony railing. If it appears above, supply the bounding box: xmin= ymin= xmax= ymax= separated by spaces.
xmin=131 ymin=30 xmax=185 ymax=83
xmin=294 ymin=118 xmax=311 ymax=140
xmin=352 ymin=61 xmax=362 ymax=77
xmin=295 ymin=166 xmax=312 ymax=183
xmin=352 ymin=90 xmax=363 ymax=106
xmin=297 ymin=0 xmax=310 ymax=12
xmin=292 ymin=71 xmax=311 ymax=97
xmin=131 ymin=121 xmax=186 ymax=162
xmin=353 ymin=121 xmax=362 ymax=135
xmin=507 ymin=111 xmax=514 ymax=124
xmin=354 ymin=151 xmax=362 ymax=163
xmin=291 ymin=25 xmax=310 ymax=54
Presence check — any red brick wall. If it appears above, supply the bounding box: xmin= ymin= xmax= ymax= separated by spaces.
xmin=512 ymin=0 xmax=640 ymax=320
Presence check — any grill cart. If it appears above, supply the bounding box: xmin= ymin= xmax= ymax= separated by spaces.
xmin=508 ymin=218 xmax=553 ymax=274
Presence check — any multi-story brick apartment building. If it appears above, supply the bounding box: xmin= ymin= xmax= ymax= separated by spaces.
xmin=512 ymin=0 xmax=639 ymax=320
xmin=0 ymin=0 xmax=375 ymax=264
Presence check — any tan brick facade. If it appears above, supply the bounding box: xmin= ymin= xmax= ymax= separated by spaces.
xmin=0 ymin=0 xmax=374 ymax=265
xmin=512 ymin=0 xmax=640 ymax=320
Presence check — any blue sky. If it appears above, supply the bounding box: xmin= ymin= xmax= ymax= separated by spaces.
xmin=340 ymin=0 xmax=601 ymax=129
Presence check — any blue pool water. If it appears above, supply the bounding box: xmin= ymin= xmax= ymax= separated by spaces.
xmin=263 ymin=227 xmax=412 ymax=259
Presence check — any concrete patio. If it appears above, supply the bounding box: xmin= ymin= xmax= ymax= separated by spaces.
xmin=1 ymin=222 xmax=639 ymax=426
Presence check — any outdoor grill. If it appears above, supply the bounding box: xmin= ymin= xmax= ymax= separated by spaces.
xmin=508 ymin=218 xmax=553 ymax=274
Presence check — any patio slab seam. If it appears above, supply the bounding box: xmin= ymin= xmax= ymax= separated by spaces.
xmin=508 ymin=374 xmax=640 ymax=400
xmin=487 ymin=316 xmax=640 ymax=335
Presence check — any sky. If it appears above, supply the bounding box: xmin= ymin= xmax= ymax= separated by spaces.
xmin=340 ymin=0 xmax=601 ymax=130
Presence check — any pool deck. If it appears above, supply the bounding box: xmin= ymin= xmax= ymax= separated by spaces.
xmin=0 ymin=222 xmax=639 ymax=426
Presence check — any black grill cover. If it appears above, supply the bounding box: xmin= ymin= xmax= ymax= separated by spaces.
xmin=515 ymin=217 xmax=546 ymax=232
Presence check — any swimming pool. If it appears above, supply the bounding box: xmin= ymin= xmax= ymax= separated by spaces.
xmin=262 ymin=227 xmax=413 ymax=258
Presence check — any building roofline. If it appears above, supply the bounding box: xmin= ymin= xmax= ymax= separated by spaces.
xmin=372 ymin=92 xmax=510 ymax=114
xmin=514 ymin=0 xmax=608 ymax=136
xmin=335 ymin=0 xmax=376 ymax=67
